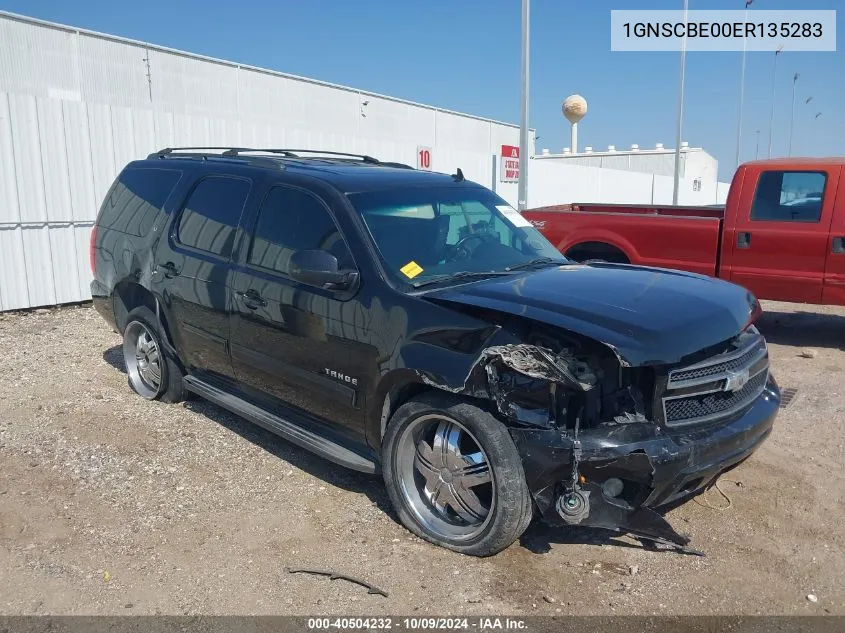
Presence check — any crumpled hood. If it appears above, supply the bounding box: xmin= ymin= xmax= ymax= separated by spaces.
xmin=424 ymin=262 xmax=759 ymax=367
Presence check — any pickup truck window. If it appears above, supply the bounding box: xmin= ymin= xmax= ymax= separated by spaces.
xmin=248 ymin=186 xmax=354 ymax=275
xmin=349 ymin=187 xmax=565 ymax=285
xmin=177 ymin=176 xmax=251 ymax=258
xmin=751 ymin=170 xmax=826 ymax=223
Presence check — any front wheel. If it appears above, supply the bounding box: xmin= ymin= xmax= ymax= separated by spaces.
xmin=382 ymin=393 xmax=533 ymax=556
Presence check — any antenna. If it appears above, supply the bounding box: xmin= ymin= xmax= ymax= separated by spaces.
xmin=562 ymin=95 xmax=588 ymax=154
xmin=142 ymin=47 xmax=152 ymax=103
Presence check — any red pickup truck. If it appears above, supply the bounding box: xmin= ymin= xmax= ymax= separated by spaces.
xmin=523 ymin=158 xmax=845 ymax=306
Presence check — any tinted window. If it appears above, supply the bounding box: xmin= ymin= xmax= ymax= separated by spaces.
xmin=100 ymin=168 xmax=181 ymax=236
xmin=249 ymin=187 xmax=353 ymax=276
xmin=177 ymin=177 xmax=251 ymax=258
xmin=751 ymin=171 xmax=826 ymax=223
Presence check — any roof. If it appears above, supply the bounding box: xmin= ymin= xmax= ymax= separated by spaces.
xmin=285 ymin=161 xmax=478 ymax=193
xmin=138 ymin=150 xmax=482 ymax=193
xmin=740 ymin=157 xmax=845 ymax=167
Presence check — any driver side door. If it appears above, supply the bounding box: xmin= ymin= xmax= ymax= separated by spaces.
xmin=228 ymin=184 xmax=366 ymax=434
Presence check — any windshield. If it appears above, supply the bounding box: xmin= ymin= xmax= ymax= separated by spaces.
xmin=348 ymin=186 xmax=567 ymax=287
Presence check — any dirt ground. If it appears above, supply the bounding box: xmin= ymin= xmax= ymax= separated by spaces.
xmin=0 ymin=301 xmax=843 ymax=616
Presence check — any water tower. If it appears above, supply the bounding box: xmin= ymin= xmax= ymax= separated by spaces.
xmin=562 ymin=95 xmax=588 ymax=154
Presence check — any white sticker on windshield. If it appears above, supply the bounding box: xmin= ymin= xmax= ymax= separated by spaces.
xmin=496 ymin=204 xmax=532 ymax=228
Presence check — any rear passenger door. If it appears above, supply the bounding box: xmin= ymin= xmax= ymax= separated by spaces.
xmin=155 ymin=175 xmax=252 ymax=378
xmin=727 ymin=168 xmax=836 ymax=304
xmin=229 ymin=184 xmax=366 ymax=434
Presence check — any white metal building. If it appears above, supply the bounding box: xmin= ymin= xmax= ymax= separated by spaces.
xmin=0 ymin=11 xmax=532 ymax=311
xmin=535 ymin=143 xmax=722 ymax=204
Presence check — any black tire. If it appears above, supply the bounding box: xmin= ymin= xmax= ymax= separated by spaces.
xmin=382 ymin=392 xmax=533 ymax=556
xmin=122 ymin=306 xmax=185 ymax=403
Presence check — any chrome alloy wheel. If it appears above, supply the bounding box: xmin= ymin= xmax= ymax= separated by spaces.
xmin=396 ymin=414 xmax=495 ymax=541
xmin=124 ymin=321 xmax=162 ymax=399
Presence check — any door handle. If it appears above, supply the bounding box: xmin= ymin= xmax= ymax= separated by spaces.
xmin=737 ymin=232 xmax=752 ymax=249
xmin=155 ymin=261 xmax=180 ymax=278
xmin=833 ymin=237 xmax=845 ymax=254
xmin=236 ymin=290 xmax=267 ymax=309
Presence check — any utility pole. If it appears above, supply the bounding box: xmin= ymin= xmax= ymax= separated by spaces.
xmin=812 ymin=112 xmax=822 ymax=155
xmin=755 ymin=129 xmax=761 ymax=159
xmin=672 ymin=0 xmax=689 ymax=205
xmin=735 ymin=0 xmax=753 ymax=168
xmin=768 ymin=45 xmax=783 ymax=158
xmin=788 ymin=72 xmax=799 ymax=156
xmin=517 ymin=0 xmax=530 ymax=211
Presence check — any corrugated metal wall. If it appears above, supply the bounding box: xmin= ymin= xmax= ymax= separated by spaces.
xmin=528 ymin=159 xmax=727 ymax=209
xmin=0 ymin=12 xmax=526 ymax=311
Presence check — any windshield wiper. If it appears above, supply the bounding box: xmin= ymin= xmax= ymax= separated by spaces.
xmin=412 ymin=270 xmax=514 ymax=288
xmin=505 ymin=257 xmax=565 ymax=272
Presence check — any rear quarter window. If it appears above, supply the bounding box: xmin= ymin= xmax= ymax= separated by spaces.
xmin=98 ymin=168 xmax=182 ymax=237
xmin=176 ymin=176 xmax=251 ymax=259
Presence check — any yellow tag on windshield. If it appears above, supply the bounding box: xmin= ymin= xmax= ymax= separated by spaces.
xmin=400 ymin=261 xmax=424 ymax=279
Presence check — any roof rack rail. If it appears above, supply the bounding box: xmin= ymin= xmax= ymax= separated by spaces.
xmin=246 ymin=148 xmax=381 ymax=163
xmin=148 ymin=147 xmax=381 ymax=164
xmin=149 ymin=147 xmax=241 ymax=158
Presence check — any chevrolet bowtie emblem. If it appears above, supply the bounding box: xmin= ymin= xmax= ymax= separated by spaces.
xmin=724 ymin=368 xmax=750 ymax=392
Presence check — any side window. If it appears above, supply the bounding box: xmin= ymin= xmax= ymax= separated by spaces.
xmin=100 ymin=168 xmax=181 ymax=236
xmin=751 ymin=171 xmax=826 ymax=223
xmin=249 ymin=187 xmax=353 ymax=276
xmin=177 ymin=176 xmax=251 ymax=258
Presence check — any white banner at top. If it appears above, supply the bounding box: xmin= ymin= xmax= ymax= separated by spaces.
xmin=611 ymin=10 xmax=836 ymax=52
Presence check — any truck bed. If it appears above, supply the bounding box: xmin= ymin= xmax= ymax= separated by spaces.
xmin=524 ymin=203 xmax=725 ymax=277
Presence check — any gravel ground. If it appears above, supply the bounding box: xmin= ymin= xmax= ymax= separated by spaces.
xmin=0 ymin=301 xmax=843 ymax=615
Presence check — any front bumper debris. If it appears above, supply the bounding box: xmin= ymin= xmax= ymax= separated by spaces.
xmin=509 ymin=378 xmax=780 ymax=553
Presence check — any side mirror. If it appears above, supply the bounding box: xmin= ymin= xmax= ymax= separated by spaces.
xmin=289 ymin=249 xmax=357 ymax=290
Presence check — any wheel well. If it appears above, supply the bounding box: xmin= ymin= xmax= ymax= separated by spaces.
xmin=565 ymin=241 xmax=630 ymax=264
xmin=379 ymin=382 xmax=432 ymax=440
xmin=112 ymin=283 xmax=176 ymax=352
xmin=375 ymin=380 xmax=503 ymax=449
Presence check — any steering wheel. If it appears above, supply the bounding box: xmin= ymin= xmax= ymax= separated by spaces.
xmin=445 ymin=234 xmax=491 ymax=262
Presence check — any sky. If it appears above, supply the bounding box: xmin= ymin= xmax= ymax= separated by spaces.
xmin=0 ymin=0 xmax=841 ymax=180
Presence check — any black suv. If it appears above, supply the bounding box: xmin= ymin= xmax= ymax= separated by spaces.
xmin=90 ymin=147 xmax=781 ymax=556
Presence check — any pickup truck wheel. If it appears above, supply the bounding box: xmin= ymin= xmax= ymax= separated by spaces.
xmin=122 ymin=307 xmax=185 ymax=403
xmin=382 ymin=393 xmax=533 ymax=557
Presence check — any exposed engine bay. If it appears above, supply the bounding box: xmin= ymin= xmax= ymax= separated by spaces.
xmin=417 ymin=312 xmax=778 ymax=555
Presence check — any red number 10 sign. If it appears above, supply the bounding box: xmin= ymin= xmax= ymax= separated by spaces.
xmin=417 ymin=146 xmax=432 ymax=170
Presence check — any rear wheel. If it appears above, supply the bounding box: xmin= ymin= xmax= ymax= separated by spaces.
xmin=382 ymin=393 xmax=533 ymax=556
xmin=122 ymin=306 xmax=184 ymax=403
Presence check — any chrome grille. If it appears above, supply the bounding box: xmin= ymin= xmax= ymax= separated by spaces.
xmin=661 ymin=331 xmax=770 ymax=427
xmin=664 ymin=370 xmax=768 ymax=425
xmin=669 ymin=339 xmax=767 ymax=385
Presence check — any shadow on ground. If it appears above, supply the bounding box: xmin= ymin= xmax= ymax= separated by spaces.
xmin=518 ymin=523 xmax=649 ymax=555
xmin=102 ymin=345 xmax=395 ymax=522
xmin=102 ymin=344 xmax=709 ymax=557
xmin=756 ymin=309 xmax=845 ymax=350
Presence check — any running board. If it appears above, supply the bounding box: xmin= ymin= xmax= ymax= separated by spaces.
xmin=183 ymin=375 xmax=378 ymax=474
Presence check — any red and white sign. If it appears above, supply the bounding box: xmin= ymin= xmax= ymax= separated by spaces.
xmin=500 ymin=144 xmax=520 ymax=183
xmin=417 ymin=146 xmax=433 ymax=171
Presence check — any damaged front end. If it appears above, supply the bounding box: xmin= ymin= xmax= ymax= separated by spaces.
xmin=420 ymin=323 xmax=780 ymax=554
